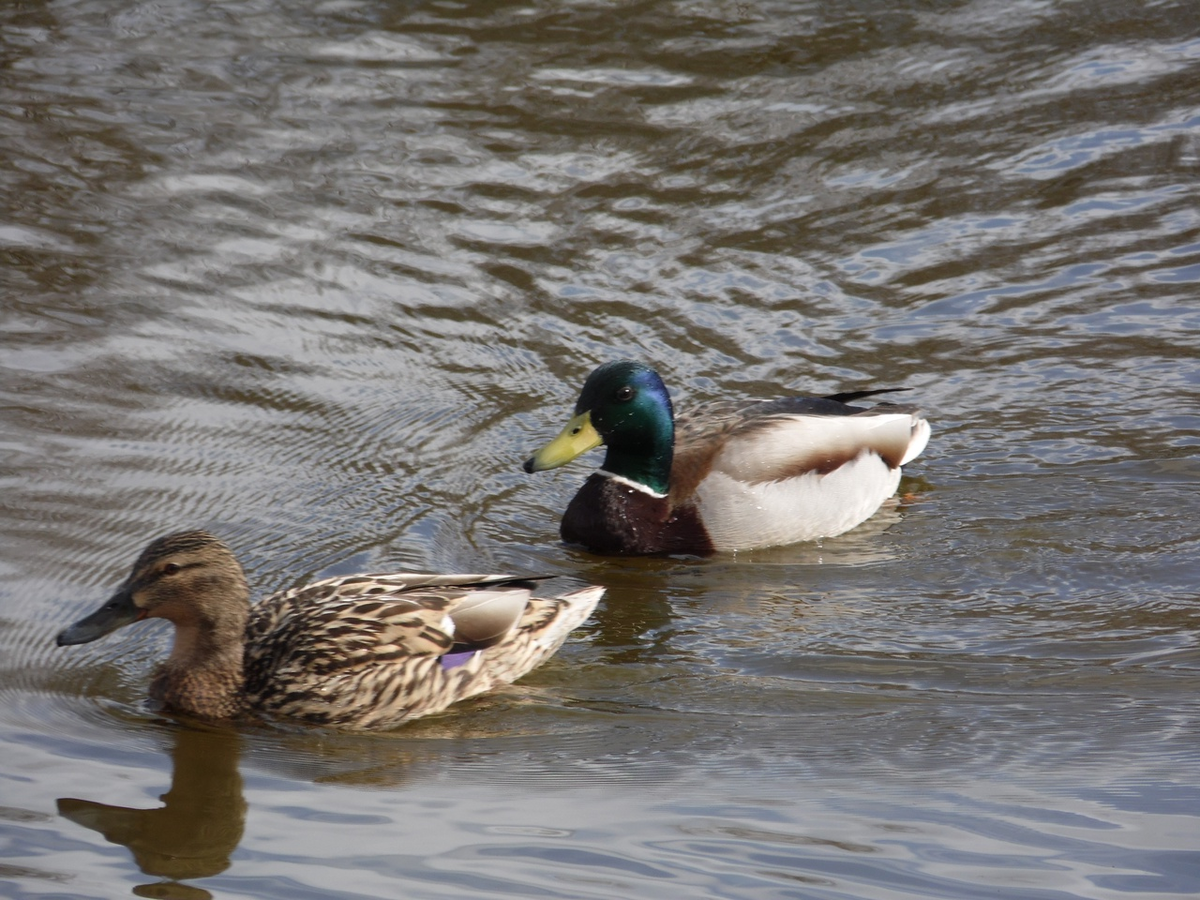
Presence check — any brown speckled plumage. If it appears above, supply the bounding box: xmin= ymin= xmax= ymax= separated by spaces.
xmin=56 ymin=531 xmax=603 ymax=730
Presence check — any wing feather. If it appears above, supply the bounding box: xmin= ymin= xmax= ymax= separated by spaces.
xmin=243 ymin=574 xmax=544 ymax=701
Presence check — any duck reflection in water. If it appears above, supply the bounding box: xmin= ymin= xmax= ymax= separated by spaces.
xmin=57 ymin=726 xmax=244 ymax=897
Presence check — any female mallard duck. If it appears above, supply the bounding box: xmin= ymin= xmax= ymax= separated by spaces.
xmin=56 ymin=531 xmax=603 ymax=729
xmin=524 ymin=360 xmax=931 ymax=556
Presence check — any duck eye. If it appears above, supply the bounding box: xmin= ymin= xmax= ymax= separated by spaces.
xmin=161 ymin=563 xmax=181 ymax=576
xmin=613 ymin=386 xmax=635 ymax=402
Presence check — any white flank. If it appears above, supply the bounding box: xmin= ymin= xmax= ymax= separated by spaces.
xmin=693 ymin=411 xmax=930 ymax=552
xmin=695 ymin=453 xmax=901 ymax=551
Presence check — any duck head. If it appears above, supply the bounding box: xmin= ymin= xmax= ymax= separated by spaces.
xmin=524 ymin=360 xmax=675 ymax=495
xmin=56 ymin=531 xmax=250 ymax=647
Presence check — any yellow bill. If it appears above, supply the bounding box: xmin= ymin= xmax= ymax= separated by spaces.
xmin=524 ymin=411 xmax=602 ymax=472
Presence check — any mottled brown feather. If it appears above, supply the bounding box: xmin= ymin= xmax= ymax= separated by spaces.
xmin=56 ymin=533 xmax=602 ymax=730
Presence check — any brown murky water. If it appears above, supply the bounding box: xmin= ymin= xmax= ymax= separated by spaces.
xmin=3 ymin=1 xmax=1199 ymax=898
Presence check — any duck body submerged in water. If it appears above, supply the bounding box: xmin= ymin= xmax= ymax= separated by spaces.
xmin=56 ymin=531 xmax=603 ymax=730
xmin=524 ymin=360 xmax=931 ymax=556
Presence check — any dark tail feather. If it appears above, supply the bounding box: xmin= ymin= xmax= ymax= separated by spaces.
xmin=822 ymin=387 xmax=911 ymax=404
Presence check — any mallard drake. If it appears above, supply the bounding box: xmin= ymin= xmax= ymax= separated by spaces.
xmin=55 ymin=531 xmax=603 ymax=729
xmin=524 ymin=360 xmax=931 ymax=556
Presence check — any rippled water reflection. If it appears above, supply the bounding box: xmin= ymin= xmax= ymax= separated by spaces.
xmin=3 ymin=0 xmax=1199 ymax=897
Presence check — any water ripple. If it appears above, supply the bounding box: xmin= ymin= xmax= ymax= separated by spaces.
xmin=4 ymin=0 xmax=1200 ymax=897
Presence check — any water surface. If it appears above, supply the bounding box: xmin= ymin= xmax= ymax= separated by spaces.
xmin=2 ymin=1 xmax=1199 ymax=898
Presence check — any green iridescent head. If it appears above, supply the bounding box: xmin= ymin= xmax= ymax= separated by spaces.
xmin=524 ymin=360 xmax=675 ymax=495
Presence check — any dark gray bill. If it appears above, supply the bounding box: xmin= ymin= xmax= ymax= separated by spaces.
xmin=56 ymin=588 xmax=144 ymax=646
